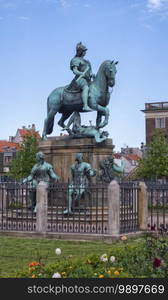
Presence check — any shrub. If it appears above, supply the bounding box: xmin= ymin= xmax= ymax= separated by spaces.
xmin=14 ymin=234 xmax=168 ymax=278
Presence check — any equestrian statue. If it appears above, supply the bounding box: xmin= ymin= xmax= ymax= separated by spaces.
xmin=42 ymin=42 xmax=118 ymax=141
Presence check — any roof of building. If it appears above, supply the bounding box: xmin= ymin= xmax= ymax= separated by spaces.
xmin=113 ymin=153 xmax=122 ymax=159
xmin=17 ymin=128 xmax=41 ymax=139
xmin=0 ymin=141 xmax=20 ymax=153
xmin=142 ymin=101 xmax=168 ymax=113
xmin=113 ymin=153 xmax=140 ymax=161
xmin=124 ymin=154 xmax=141 ymax=161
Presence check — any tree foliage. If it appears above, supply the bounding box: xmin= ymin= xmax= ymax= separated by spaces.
xmin=9 ymin=134 xmax=39 ymax=180
xmin=135 ymin=130 xmax=168 ymax=179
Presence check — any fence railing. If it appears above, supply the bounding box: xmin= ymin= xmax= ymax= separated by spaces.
xmin=119 ymin=181 xmax=140 ymax=234
xmin=1 ymin=179 xmax=166 ymax=236
xmin=146 ymin=182 xmax=168 ymax=231
xmin=0 ymin=182 xmax=36 ymax=231
xmin=47 ymin=182 xmax=108 ymax=234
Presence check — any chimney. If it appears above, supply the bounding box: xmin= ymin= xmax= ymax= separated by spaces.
xmin=9 ymin=136 xmax=14 ymax=142
xmin=32 ymin=124 xmax=36 ymax=131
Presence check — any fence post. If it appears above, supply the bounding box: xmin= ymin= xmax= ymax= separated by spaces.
xmin=138 ymin=181 xmax=148 ymax=230
xmin=108 ymin=180 xmax=120 ymax=236
xmin=36 ymin=181 xmax=48 ymax=233
xmin=0 ymin=184 xmax=6 ymax=210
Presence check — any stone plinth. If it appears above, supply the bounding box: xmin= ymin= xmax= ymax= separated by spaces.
xmin=38 ymin=137 xmax=114 ymax=182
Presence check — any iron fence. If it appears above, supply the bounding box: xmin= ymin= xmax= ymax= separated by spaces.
xmin=119 ymin=181 xmax=139 ymax=233
xmin=146 ymin=182 xmax=168 ymax=231
xmin=47 ymin=182 xmax=108 ymax=234
xmin=0 ymin=182 xmax=36 ymax=231
xmin=1 ymin=180 xmax=168 ymax=235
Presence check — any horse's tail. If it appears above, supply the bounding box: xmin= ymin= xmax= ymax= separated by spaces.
xmin=46 ymin=96 xmax=54 ymax=135
xmin=47 ymin=96 xmax=50 ymax=115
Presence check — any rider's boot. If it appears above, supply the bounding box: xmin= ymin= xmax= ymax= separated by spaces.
xmin=82 ymin=88 xmax=92 ymax=112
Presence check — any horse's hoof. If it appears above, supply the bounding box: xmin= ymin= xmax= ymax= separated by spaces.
xmin=97 ymin=123 xmax=103 ymax=128
xmin=42 ymin=136 xmax=48 ymax=141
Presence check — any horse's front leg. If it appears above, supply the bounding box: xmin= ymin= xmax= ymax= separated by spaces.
xmin=102 ymin=107 xmax=109 ymax=128
xmin=58 ymin=112 xmax=72 ymax=128
xmin=96 ymin=111 xmax=102 ymax=128
xmin=90 ymin=95 xmax=109 ymax=128
xmin=95 ymin=106 xmax=109 ymax=129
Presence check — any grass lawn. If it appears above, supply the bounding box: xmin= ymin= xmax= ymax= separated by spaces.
xmin=0 ymin=235 xmax=142 ymax=278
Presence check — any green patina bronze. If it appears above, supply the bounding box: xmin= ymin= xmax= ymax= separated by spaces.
xmin=22 ymin=151 xmax=59 ymax=211
xmin=42 ymin=42 xmax=118 ymax=140
xmin=63 ymin=153 xmax=96 ymax=215
xmin=62 ymin=111 xmax=109 ymax=143
xmin=69 ymin=42 xmax=93 ymax=112
xmin=98 ymin=156 xmax=125 ymax=183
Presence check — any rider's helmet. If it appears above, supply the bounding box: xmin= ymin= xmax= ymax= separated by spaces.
xmin=76 ymin=42 xmax=87 ymax=55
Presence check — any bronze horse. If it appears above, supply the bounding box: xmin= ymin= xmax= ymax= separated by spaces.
xmin=42 ymin=60 xmax=118 ymax=140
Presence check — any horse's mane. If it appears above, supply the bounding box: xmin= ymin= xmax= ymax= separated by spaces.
xmin=98 ymin=60 xmax=111 ymax=72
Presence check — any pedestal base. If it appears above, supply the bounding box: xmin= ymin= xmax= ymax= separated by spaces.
xmin=38 ymin=136 xmax=114 ymax=182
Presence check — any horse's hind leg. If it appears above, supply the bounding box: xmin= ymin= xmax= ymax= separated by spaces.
xmin=42 ymin=109 xmax=58 ymax=140
xmin=42 ymin=118 xmax=48 ymax=140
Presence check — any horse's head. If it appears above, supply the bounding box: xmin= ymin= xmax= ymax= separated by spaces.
xmin=104 ymin=60 xmax=118 ymax=87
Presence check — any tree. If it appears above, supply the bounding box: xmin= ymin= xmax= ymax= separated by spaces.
xmin=135 ymin=130 xmax=168 ymax=179
xmin=9 ymin=133 xmax=39 ymax=180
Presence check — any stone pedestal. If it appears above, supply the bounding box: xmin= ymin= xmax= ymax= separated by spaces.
xmin=38 ymin=136 xmax=114 ymax=182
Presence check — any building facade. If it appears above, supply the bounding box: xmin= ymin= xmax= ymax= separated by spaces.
xmin=142 ymin=102 xmax=168 ymax=144
xmin=0 ymin=124 xmax=40 ymax=181
xmin=0 ymin=141 xmax=20 ymax=180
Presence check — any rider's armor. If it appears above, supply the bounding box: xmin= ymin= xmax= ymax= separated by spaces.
xmin=70 ymin=56 xmax=92 ymax=84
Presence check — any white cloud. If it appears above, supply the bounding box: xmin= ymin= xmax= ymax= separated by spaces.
xmin=147 ymin=0 xmax=168 ymax=10
xmin=18 ymin=16 xmax=30 ymax=20
xmin=59 ymin=0 xmax=70 ymax=8
xmin=58 ymin=0 xmax=90 ymax=9
xmin=39 ymin=0 xmax=70 ymax=8
xmin=148 ymin=0 xmax=162 ymax=9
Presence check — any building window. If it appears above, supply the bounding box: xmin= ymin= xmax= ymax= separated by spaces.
xmin=3 ymin=156 xmax=12 ymax=164
xmin=155 ymin=117 xmax=165 ymax=129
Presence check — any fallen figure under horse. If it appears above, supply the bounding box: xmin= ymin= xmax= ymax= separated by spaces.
xmin=62 ymin=111 xmax=109 ymax=143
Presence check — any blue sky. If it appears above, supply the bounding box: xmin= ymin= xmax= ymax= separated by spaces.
xmin=0 ymin=0 xmax=168 ymax=151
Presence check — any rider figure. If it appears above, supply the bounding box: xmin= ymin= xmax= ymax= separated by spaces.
xmin=70 ymin=42 xmax=93 ymax=112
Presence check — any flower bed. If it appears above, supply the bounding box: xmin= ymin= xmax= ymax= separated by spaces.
xmin=15 ymin=234 xmax=168 ymax=278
